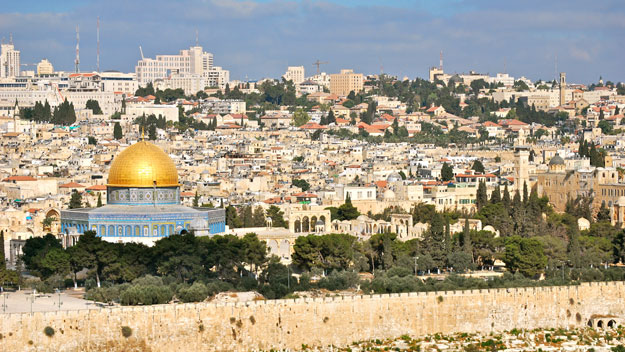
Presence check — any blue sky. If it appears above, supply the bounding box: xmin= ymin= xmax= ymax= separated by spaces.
xmin=1 ymin=0 xmax=623 ymax=84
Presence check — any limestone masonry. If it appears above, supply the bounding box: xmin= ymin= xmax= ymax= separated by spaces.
xmin=1 ymin=282 xmax=624 ymax=351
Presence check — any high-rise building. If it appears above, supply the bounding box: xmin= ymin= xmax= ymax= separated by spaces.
xmin=283 ymin=66 xmax=305 ymax=85
xmin=329 ymin=69 xmax=363 ymax=96
xmin=36 ymin=59 xmax=54 ymax=76
xmin=135 ymin=45 xmax=214 ymax=86
xmin=0 ymin=42 xmax=20 ymax=78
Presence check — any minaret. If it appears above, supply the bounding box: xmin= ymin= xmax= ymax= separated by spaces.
xmin=13 ymin=100 xmax=19 ymax=133
xmin=515 ymin=147 xmax=529 ymax=192
xmin=559 ymin=72 xmax=566 ymax=106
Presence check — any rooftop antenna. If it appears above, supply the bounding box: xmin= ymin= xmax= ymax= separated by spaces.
xmin=554 ymin=54 xmax=558 ymax=82
xmin=9 ymin=33 xmax=13 ymax=45
xmin=439 ymin=50 xmax=443 ymax=70
xmin=97 ymin=17 xmax=100 ymax=72
xmin=74 ymin=25 xmax=80 ymax=73
xmin=139 ymin=46 xmax=145 ymax=60
xmin=195 ymin=29 xmax=199 ymax=47
xmin=503 ymin=57 xmax=507 ymax=74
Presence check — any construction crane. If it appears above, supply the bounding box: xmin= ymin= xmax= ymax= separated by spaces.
xmin=312 ymin=60 xmax=328 ymax=75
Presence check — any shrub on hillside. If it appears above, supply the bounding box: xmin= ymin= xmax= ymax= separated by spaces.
xmin=120 ymin=285 xmax=172 ymax=305
xmin=177 ymin=282 xmax=208 ymax=303
xmin=317 ymin=271 xmax=359 ymax=291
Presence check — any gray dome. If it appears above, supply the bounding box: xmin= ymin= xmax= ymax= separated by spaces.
xmin=448 ymin=74 xmax=462 ymax=84
xmin=387 ymin=172 xmax=402 ymax=182
xmin=549 ymin=154 xmax=564 ymax=166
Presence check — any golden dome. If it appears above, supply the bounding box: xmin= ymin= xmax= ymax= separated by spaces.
xmin=107 ymin=141 xmax=179 ymax=187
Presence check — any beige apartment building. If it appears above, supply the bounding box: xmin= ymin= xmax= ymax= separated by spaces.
xmin=36 ymin=59 xmax=54 ymax=76
xmin=283 ymin=66 xmax=305 ymax=85
xmin=330 ymin=69 xmax=363 ymax=96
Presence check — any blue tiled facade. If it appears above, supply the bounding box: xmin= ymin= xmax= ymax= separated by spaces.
xmin=61 ymin=185 xmax=226 ymax=244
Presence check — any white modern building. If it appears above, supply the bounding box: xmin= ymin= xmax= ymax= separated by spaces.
xmin=0 ymin=42 xmax=20 ymax=78
xmin=135 ymin=45 xmax=217 ymax=86
xmin=201 ymin=98 xmax=246 ymax=114
xmin=100 ymin=71 xmax=138 ymax=95
xmin=125 ymin=104 xmax=179 ymax=123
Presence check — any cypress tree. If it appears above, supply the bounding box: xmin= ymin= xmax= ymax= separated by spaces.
xmin=113 ymin=122 xmax=123 ymax=140
xmin=490 ymin=184 xmax=501 ymax=204
xmin=193 ymin=191 xmax=200 ymax=207
xmin=463 ymin=217 xmax=473 ymax=260
xmin=502 ymin=184 xmax=511 ymax=212
xmin=242 ymin=206 xmax=254 ymax=228
xmin=0 ymin=230 xmax=5 ymax=269
xmin=327 ymin=110 xmax=336 ymax=124
xmin=68 ymin=190 xmax=83 ymax=209
xmin=567 ymin=225 xmax=583 ymax=268
xmin=252 ymin=206 xmax=266 ymax=227
xmin=476 ymin=180 xmax=488 ymax=210
xmin=97 ymin=193 xmax=103 ymax=207
xmin=320 ymin=115 xmax=328 ymax=126
xmin=522 ymin=181 xmax=529 ymax=204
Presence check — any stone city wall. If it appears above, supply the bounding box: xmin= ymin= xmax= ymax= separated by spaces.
xmin=1 ymin=281 xmax=624 ymax=351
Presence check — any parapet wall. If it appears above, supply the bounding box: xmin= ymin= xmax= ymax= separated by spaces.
xmin=2 ymin=282 xmax=624 ymax=351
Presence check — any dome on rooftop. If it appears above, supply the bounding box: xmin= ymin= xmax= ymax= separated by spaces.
xmin=387 ymin=172 xmax=402 ymax=182
xmin=549 ymin=154 xmax=565 ymax=166
xmin=107 ymin=141 xmax=179 ymax=188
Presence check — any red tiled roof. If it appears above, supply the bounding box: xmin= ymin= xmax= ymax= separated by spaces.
xmin=483 ymin=121 xmax=501 ymax=127
xmin=300 ymin=122 xmax=327 ymax=130
xmin=375 ymin=180 xmax=388 ymax=188
xmin=69 ymin=73 xmax=98 ymax=78
xmin=86 ymin=184 xmax=107 ymax=191
xmin=3 ymin=175 xmax=36 ymax=182
xmin=263 ymin=197 xmax=283 ymax=204
xmin=426 ymin=106 xmax=441 ymax=113
xmin=59 ymin=182 xmax=85 ymax=188
xmin=455 ymin=173 xmax=496 ymax=178
xmin=292 ymin=192 xmax=318 ymax=198
xmin=499 ymin=119 xmax=528 ymax=126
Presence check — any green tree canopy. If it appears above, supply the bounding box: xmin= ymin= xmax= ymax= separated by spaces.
xmin=113 ymin=122 xmax=123 ymax=140
xmin=85 ymin=99 xmax=103 ymax=114
xmin=503 ymin=236 xmax=547 ymax=277
xmin=441 ymin=162 xmax=454 ymax=181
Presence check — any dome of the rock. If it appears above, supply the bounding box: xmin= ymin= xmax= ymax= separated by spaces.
xmin=107 ymin=141 xmax=179 ymax=187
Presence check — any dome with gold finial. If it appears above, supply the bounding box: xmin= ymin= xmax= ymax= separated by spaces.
xmin=107 ymin=141 xmax=179 ymax=188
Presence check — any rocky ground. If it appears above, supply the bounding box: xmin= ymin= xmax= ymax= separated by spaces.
xmin=303 ymin=327 xmax=625 ymax=351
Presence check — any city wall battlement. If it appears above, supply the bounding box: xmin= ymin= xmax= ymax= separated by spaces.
xmin=1 ymin=281 xmax=624 ymax=351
